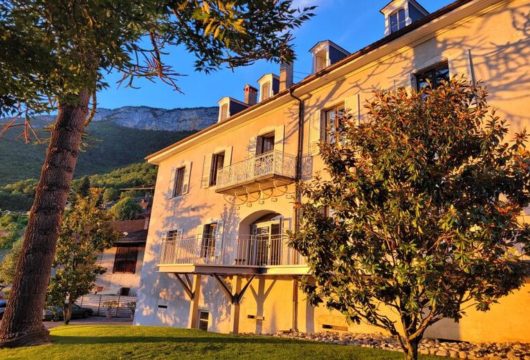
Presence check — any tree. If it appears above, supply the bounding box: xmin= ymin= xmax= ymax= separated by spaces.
xmin=292 ymin=79 xmax=530 ymax=360
xmin=0 ymin=239 xmax=23 ymax=286
xmin=0 ymin=0 xmax=314 ymax=346
xmin=102 ymin=188 xmax=120 ymax=203
xmin=110 ymin=197 xmax=143 ymax=220
xmin=75 ymin=176 xmax=91 ymax=198
xmin=47 ymin=192 xmax=118 ymax=325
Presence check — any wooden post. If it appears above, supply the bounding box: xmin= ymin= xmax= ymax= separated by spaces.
xmin=187 ymin=275 xmax=201 ymax=329
xmin=230 ymin=276 xmax=242 ymax=334
xmin=292 ymin=277 xmax=298 ymax=331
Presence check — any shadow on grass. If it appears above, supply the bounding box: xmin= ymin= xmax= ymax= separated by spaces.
xmin=49 ymin=334 xmax=320 ymax=346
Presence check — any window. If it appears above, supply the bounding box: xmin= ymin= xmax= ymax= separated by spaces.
xmin=173 ymin=166 xmax=186 ymax=197
xmin=198 ymin=310 xmax=209 ymax=331
xmin=261 ymin=82 xmax=271 ymax=101
xmin=113 ymin=245 xmax=139 ymax=273
xmin=256 ymin=132 xmax=275 ymax=155
xmin=322 ymin=105 xmax=345 ymax=143
xmin=389 ymin=8 xmax=406 ymax=33
xmin=201 ymin=223 xmax=217 ymax=258
xmin=415 ymin=62 xmax=450 ymax=91
xmin=209 ymin=152 xmax=225 ymax=186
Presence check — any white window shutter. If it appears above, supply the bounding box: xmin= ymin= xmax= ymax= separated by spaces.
xmin=201 ymin=154 xmax=212 ymax=188
xmin=309 ymin=111 xmax=321 ymax=155
xmin=224 ymin=146 xmax=233 ymax=166
xmin=275 ymin=125 xmax=285 ymax=153
xmin=182 ymin=161 xmax=192 ymax=194
xmin=248 ymin=136 xmax=257 ymax=156
xmin=195 ymin=224 xmax=204 ymax=253
xmin=344 ymin=95 xmax=359 ymax=125
xmin=394 ymin=73 xmax=415 ymax=93
xmin=448 ymin=52 xmax=474 ymax=85
xmin=168 ymin=167 xmax=176 ymax=199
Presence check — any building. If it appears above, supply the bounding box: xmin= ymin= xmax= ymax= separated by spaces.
xmin=135 ymin=0 xmax=530 ymax=343
xmin=94 ymin=218 xmax=148 ymax=297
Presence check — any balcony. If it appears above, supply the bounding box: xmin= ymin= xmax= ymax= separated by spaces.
xmin=215 ymin=151 xmax=297 ymax=195
xmin=159 ymin=234 xmax=306 ymax=275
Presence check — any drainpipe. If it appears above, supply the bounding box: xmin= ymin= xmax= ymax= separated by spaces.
xmin=288 ymin=88 xmax=305 ymax=233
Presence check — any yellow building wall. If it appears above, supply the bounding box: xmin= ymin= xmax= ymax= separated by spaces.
xmin=137 ymin=0 xmax=530 ymax=343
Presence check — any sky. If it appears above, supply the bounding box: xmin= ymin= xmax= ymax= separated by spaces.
xmin=97 ymin=0 xmax=454 ymax=110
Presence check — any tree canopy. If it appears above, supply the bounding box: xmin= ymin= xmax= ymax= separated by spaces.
xmin=292 ymin=79 xmax=530 ymax=360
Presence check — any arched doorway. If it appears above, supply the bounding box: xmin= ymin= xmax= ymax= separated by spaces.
xmin=250 ymin=213 xmax=282 ymax=266
xmin=236 ymin=212 xmax=284 ymax=266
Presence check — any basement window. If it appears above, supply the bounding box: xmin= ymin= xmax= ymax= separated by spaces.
xmin=198 ymin=310 xmax=209 ymax=331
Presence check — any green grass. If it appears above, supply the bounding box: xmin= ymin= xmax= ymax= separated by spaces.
xmin=0 ymin=325 xmax=441 ymax=360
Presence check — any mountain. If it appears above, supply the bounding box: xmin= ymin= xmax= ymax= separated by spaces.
xmin=0 ymin=106 xmax=218 ymax=186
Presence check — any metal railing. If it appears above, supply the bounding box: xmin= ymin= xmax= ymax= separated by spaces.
xmin=159 ymin=234 xmax=305 ymax=267
xmin=216 ymin=150 xmax=296 ymax=189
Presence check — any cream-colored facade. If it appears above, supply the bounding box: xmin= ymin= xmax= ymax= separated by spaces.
xmin=135 ymin=0 xmax=530 ymax=343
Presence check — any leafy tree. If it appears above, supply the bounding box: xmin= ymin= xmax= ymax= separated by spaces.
xmin=75 ymin=176 xmax=91 ymax=198
xmin=111 ymin=197 xmax=143 ymax=220
xmin=0 ymin=0 xmax=314 ymax=346
xmin=0 ymin=214 xmax=27 ymax=249
xmin=292 ymin=79 xmax=530 ymax=360
xmin=47 ymin=192 xmax=118 ymax=325
xmin=102 ymin=188 xmax=120 ymax=203
xmin=0 ymin=239 xmax=23 ymax=286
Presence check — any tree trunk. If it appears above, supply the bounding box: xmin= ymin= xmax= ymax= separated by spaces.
xmin=63 ymin=303 xmax=72 ymax=325
xmin=0 ymin=90 xmax=90 ymax=348
xmin=403 ymin=337 xmax=421 ymax=360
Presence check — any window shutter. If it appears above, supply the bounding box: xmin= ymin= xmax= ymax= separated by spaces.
xmin=394 ymin=73 xmax=415 ymax=93
xmin=448 ymin=51 xmax=475 ymax=85
xmin=309 ymin=111 xmax=321 ymax=155
xmin=214 ymin=220 xmax=224 ymax=260
xmin=274 ymin=125 xmax=285 ymax=153
xmin=345 ymin=93 xmax=363 ymax=125
xmin=195 ymin=224 xmax=204 ymax=258
xmin=201 ymin=154 xmax=212 ymax=188
xmin=344 ymin=95 xmax=359 ymax=125
xmin=248 ymin=136 xmax=257 ymax=156
xmin=168 ymin=167 xmax=176 ymax=199
xmin=224 ymin=146 xmax=233 ymax=166
xmin=182 ymin=161 xmax=192 ymax=194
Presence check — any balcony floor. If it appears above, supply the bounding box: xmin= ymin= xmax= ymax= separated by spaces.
xmin=158 ymin=263 xmax=309 ymax=275
xmin=214 ymin=174 xmax=294 ymax=196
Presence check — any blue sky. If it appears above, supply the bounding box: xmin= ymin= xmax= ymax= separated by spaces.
xmin=98 ymin=0 xmax=453 ymax=110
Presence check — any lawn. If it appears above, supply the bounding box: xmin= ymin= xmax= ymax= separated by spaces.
xmin=0 ymin=325 xmax=441 ymax=360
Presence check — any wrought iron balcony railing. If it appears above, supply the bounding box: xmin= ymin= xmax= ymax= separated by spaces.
xmin=215 ymin=150 xmax=296 ymax=191
xmin=159 ymin=234 xmax=305 ymax=267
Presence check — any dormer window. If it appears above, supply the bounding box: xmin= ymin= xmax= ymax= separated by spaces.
xmin=309 ymin=40 xmax=349 ymax=74
xmin=381 ymin=0 xmax=429 ymax=36
xmin=217 ymin=97 xmax=248 ymax=123
xmin=389 ymin=8 xmax=406 ymax=33
xmin=257 ymin=74 xmax=279 ymax=102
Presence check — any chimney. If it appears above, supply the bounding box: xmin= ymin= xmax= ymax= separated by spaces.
xmin=244 ymin=84 xmax=258 ymax=105
xmin=279 ymin=62 xmax=293 ymax=91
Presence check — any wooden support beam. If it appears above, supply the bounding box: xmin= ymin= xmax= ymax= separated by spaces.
xmin=213 ymin=274 xmax=256 ymax=304
xmin=174 ymin=273 xmax=194 ymax=299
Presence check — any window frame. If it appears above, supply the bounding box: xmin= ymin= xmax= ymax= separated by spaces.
xmin=172 ymin=166 xmax=186 ymax=197
xmin=321 ymin=103 xmax=345 ymax=144
xmin=201 ymin=223 xmax=218 ymax=258
xmin=256 ymin=132 xmax=276 ymax=155
xmin=209 ymin=152 xmax=225 ymax=186
xmin=389 ymin=8 xmax=406 ymax=33
xmin=415 ymin=61 xmax=450 ymax=91
xmin=112 ymin=245 xmax=139 ymax=274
